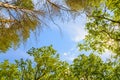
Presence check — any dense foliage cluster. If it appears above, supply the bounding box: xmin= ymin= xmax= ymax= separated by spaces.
xmin=67 ymin=0 xmax=120 ymax=55
xmin=0 ymin=46 xmax=120 ymax=80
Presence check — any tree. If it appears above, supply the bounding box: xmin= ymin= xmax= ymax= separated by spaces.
xmin=0 ymin=46 xmax=120 ymax=79
xmin=0 ymin=60 xmax=20 ymax=80
xmin=71 ymin=53 xmax=120 ymax=80
xmin=25 ymin=45 xmax=70 ymax=80
xmin=66 ymin=0 xmax=120 ymax=55
xmin=0 ymin=0 xmax=40 ymax=52
xmin=0 ymin=46 xmax=74 ymax=80
xmin=0 ymin=0 xmax=71 ymax=52
xmin=71 ymin=53 xmax=103 ymax=80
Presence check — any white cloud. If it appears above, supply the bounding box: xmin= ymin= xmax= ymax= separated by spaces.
xmin=63 ymin=52 xmax=67 ymax=56
xmin=62 ymin=52 xmax=77 ymax=62
xmin=61 ymin=15 xmax=87 ymax=42
xmin=47 ymin=14 xmax=87 ymax=43
xmin=60 ymin=46 xmax=80 ymax=63
xmin=61 ymin=47 xmax=116 ymax=63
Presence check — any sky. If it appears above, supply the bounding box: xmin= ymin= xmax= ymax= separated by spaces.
xmin=0 ymin=13 xmax=112 ymax=63
xmin=0 ymin=14 xmax=88 ymax=63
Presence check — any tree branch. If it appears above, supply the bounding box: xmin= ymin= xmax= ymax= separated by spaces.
xmin=100 ymin=30 xmax=120 ymax=41
xmin=0 ymin=19 xmax=15 ymax=22
xmin=0 ymin=2 xmax=44 ymax=14
xmin=47 ymin=0 xmax=77 ymax=12
xmin=87 ymin=15 xmax=120 ymax=24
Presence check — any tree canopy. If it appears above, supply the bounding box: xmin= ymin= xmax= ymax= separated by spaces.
xmin=0 ymin=46 xmax=120 ymax=80
xmin=0 ymin=0 xmax=69 ymax=52
xmin=66 ymin=0 xmax=120 ymax=55
xmin=0 ymin=0 xmax=40 ymax=52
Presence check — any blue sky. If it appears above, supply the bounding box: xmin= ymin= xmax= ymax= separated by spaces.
xmin=0 ymin=14 xmax=112 ymax=63
xmin=0 ymin=14 xmax=88 ymax=63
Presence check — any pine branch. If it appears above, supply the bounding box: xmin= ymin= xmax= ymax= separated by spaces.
xmin=0 ymin=2 xmax=44 ymax=14
xmin=0 ymin=19 xmax=15 ymax=22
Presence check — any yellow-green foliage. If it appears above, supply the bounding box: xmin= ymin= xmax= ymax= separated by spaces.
xmin=15 ymin=0 xmax=34 ymax=10
xmin=0 ymin=15 xmax=38 ymax=52
xmin=0 ymin=46 xmax=120 ymax=80
xmin=66 ymin=0 xmax=103 ymax=11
